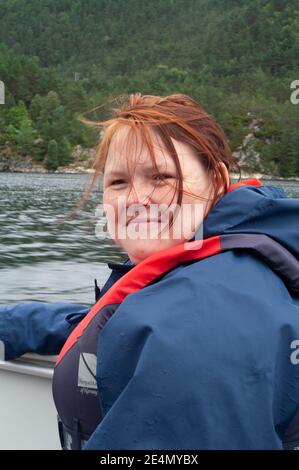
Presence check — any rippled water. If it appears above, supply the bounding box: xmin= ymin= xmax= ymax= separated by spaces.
xmin=0 ymin=172 xmax=298 ymax=304
xmin=0 ymin=173 xmax=125 ymax=304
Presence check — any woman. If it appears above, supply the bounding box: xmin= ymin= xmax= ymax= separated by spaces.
xmin=1 ymin=93 xmax=299 ymax=450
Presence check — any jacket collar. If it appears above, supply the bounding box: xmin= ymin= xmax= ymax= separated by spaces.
xmin=95 ymin=258 xmax=134 ymax=302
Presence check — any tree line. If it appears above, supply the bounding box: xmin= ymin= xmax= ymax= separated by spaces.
xmin=0 ymin=0 xmax=298 ymax=175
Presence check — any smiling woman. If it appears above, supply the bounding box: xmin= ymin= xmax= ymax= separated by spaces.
xmin=102 ymin=125 xmax=227 ymax=263
xmin=1 ymin=93 xmax=299 ymax=451
xmin=81 ymin=93 xmax=237 ymax=264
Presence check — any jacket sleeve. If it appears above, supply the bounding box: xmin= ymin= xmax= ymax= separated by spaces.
xmin=0 ymin=302 xmax=90 ymax=360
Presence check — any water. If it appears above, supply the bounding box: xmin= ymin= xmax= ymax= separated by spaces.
xmin=0 ymin=173 xmax=126 ymax=304
xmin=0 ymin=172 xmax=298 ymax=304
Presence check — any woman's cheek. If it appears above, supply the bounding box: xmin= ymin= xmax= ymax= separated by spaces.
xmin=103 ymin=189 xmax=121 ymax=208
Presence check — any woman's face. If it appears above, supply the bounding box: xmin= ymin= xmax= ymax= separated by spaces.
xmin=103 ymin=125 xmax=227 ymax=264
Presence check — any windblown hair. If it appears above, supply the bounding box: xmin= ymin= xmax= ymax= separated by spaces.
xmin=77 ymin=93 xmax=241 ymax=218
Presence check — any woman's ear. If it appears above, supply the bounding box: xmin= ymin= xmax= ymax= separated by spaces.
xmin=205 ymin=162 xmax=230 ymax=217
xmin=215 ymin=162 xmax=230 ymax=195
xmin=219 ymin=162 xmax=230 ymax=191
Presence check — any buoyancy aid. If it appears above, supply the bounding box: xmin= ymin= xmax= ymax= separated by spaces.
xmin=52 ymin=228 xmax=299 ymax=450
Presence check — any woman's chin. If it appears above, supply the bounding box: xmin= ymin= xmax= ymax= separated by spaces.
xmin=122 ymin=239 xmax=180 ymax=264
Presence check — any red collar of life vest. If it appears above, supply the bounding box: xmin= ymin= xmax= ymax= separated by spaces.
xmin=56 ymin=178 xmax=263 ymax=366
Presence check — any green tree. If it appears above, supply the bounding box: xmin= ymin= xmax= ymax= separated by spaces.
xmin=46 ymin=139 xmax=59 ymax=171
xmin=4 ymin=100 xmax=37 ymax=154
xmin=59 ymin=137 xmax=73 ymax=165
xmin=15 ymin=121 xmax=37 ymax=155
xmin=6 ymin=100 xmax=30 ymax=130
xmin=277 ymin=132 xmax=299 ymax=178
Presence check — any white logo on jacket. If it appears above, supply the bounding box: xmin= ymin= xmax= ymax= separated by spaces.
xmin=78 ymin=352 xmax=97 ymax=390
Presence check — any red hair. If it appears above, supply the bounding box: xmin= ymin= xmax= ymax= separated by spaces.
xmin=78 ymin=93 xmax=240 ymax=218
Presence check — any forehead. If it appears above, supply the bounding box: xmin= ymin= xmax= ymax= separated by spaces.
xmin=104 ymin=125 xmax=195 ymax=175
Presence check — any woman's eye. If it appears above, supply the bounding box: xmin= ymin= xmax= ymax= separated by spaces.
xmin=110 ymin=179 xmax=126 ymax=186
xmin=153 ymin=174 xmax=173 ymax=183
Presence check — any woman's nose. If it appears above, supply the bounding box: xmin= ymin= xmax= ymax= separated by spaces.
xmin=126 ymin=182 xmax=154 ymax=206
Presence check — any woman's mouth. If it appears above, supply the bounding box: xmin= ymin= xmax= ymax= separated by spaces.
xmin=129 ymin=218 xmax=161 ymax=224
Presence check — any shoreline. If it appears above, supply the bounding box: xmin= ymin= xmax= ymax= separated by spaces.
xmin=1 ymin=167 xmax=298 ymax=182
xmin=229 ymin=172 xmax=299 ymax=182
xmin=1 ymin=152 xmax=299 ymax=182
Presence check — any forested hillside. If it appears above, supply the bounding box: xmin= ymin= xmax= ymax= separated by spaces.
xmin=0 ymin=0 xmax=298 ymax=175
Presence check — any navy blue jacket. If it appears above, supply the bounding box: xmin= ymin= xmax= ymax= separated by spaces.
xmin=1 ymin=181 xmax=299 ymax=449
